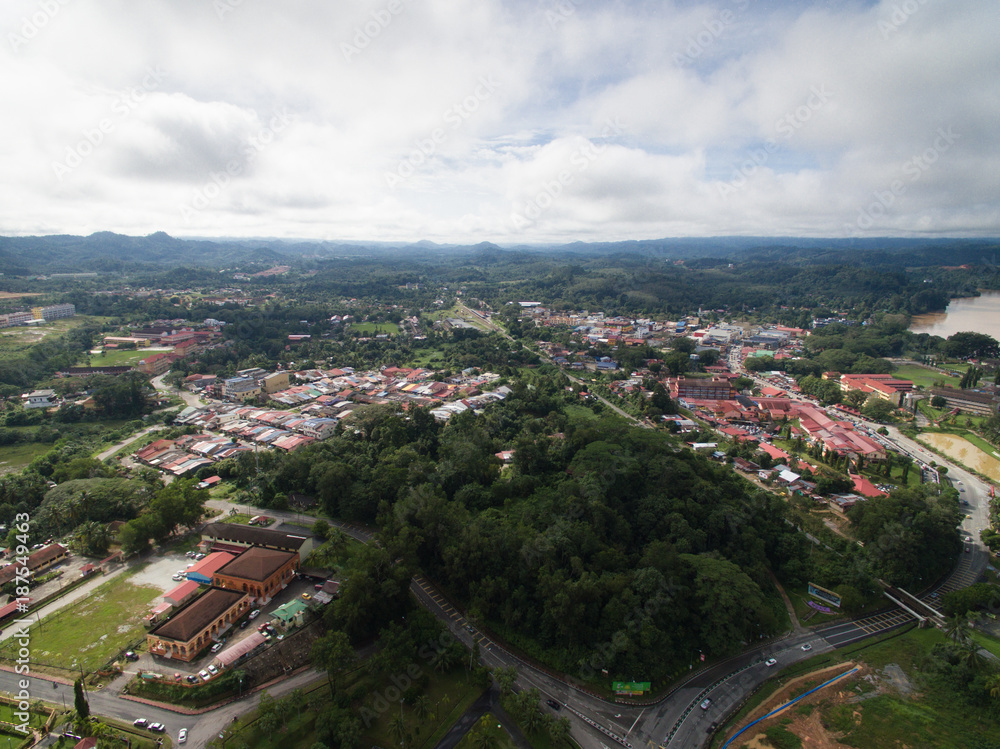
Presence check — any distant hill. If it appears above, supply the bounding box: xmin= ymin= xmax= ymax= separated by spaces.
xmin=0 ymin=232 xmax=997 ymax=274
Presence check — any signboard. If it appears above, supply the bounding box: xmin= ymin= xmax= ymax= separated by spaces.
xmin=612 ymin=681 xmax=651 ymax=695
xmin=807 ymin=600 xmax=832 ymax=614
xmin=808 ymin=582 xmax=842 ymax=609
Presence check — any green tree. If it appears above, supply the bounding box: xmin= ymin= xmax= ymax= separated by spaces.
xmin=73 ymin=679 xmax=89 ymax=720
xmin=310 ymin=629 xmax=355 ymax=694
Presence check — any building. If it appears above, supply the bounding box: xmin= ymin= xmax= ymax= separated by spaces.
xmin=137 ymin=352 xmax=175 ymax=376
xmin=212 ymin=547 xmax=298 ymax=603
xmin=262 ymin=372 xmax=290 ymax=394
xmin=222 ymin=377 xmax=261 ymax=402
xmin=668 ymin=376 xmax=736 ymax=401
xmin=185 ymin=552 xmax=235 ymax=585
xmin=0 ymin=311 xmax=34 ymax=328
xmin=102 ymin=336 xmax=150 ymax=348
xmin=0 ymin=543 xmax=69 ymax=586
xmin=201 ymin=523 xmax=316 ymax=562
xmin=147 ymin=587 xmax=250 ymax=662
xmin=840 ymin=374 xmax=914 ymax=407
xmin=927 ymin=387 xmax=999 ymax=417
xmin=269 ymin=599 xmax=309 ymax=631
xmin=24 ymin=389 xmax=56 ymax=409
xmin=31 ymin=303 xmax=75 ymax=321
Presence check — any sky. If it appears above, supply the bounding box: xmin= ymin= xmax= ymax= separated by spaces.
xmin=1 ymin=0 xmax=998 ymax=244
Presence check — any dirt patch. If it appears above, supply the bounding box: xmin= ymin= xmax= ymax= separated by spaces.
xmin=877 ymin=663 xmax=915 ymax=697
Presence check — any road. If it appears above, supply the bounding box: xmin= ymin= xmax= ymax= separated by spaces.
xmin=96 ymin=425 xmax=165 ymax=461
xmin=151 ymin=374 xmax=207 ymax=410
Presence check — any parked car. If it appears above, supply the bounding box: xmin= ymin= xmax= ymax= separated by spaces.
xmin=172 ymin=574 xmax=184 ymax=581
xmin=249 ymin=609 xmax=260 ymax=620
xmin=194 ymin=553 xmax=205 ymax=560
xmin=211 ymin=642 xmax=223 ymax=653
xmin=207 ymin=665 xmax=218 ymax=675
xmin=240 ymin=620 xmax=249 ymax=628
xmin=124 ymin=651 xmax=139 ymax=661
xmin=148 ymin=723 xmax=165 ymax=732
xmin=301 ymin=592 xmax=312 ymax=601
xmin=186 ymin=675 xmax=199 ymax=684
xmin=178 ymin=728 xmax=187 ymax=744
xmin=801 ymin=644 xmax=812 ymax=652
xmin=133 ymin=719 xmax=148 ymax=728
xmin=199 ymin=670 xmax=211 ymax=681
xmin=700 ymin=699 xmax=712 ymax=710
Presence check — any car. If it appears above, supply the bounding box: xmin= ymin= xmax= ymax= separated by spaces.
xmin=262 ymin=632 xmax=272 ymax=641
xmin=277 ymin=634 xmax=284 ymax=641
xmin=211 ymin=642 xmax=223 ymax=653
xmin=801 ymin=643 xmax=812 ymax=652
xmin=185 ymin=551 xmax=196 ymax=558
xmin=125 ymin=650 xmax=139 ymax=661
xmin=301 ymin=592 xmax=312 ymax=601
xmin=314 ymin=583 xmax=324 ymax=590
xmin=178 ymin=728 xmax=188 ymax=744
xmin=959 ymin=486 xmax=965 ymax=492
xmin=133 ymin=719 xmax=148 ymax=728
xmin=148 ymin=723 xmax=164 ymax=732
xmin=172 ymin=574 xmax=184 ymax=581
xmin=207 ymin=665 xmax=218 ymax=675
xmin=765 ymin=658 xmax=778 ymax=667
xmin=545 ymin=699 xmax=560 ymax=710
xmin=195 ymin=553 xmax=205 ymax=560
xmin=240 ymin=620 xmax=249 ymax=628
xmin=249 ymin=609 xmax=260 ymax=620
xmin=186 ymin=675 xmax=199 ymax=684
xmin=700 ymin=699 xmax=712 ymax=710
xmin=199 ymin=670 xmax=210 ymax=681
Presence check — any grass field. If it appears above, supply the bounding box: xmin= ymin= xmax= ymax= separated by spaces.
xmin=79 ymin=348 xmax=149 ymax=367
xmin=0 ymin=315 xmax=110 ymax=353
xmin=0 ymin=441 xmax=53 ymax=474
xmin=349 ymin=321 xmax=398 ymax=336
xmin=0 ymin=570 xmax=161 ymax=672
xmin=455 ymin=714 xmax=517 ymax=749
xmin=892 ymin=364 xmax=961 ymax=389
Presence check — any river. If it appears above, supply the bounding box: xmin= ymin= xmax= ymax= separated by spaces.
xmin=909 ymin=290 xmax=1000 ymax=340
xmin=919 ymin=433 xmax=1000 ymax=483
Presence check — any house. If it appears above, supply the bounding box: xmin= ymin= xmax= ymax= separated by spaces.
xmin=147 ymin=587 xmax=250 ymax=661
xmin=222 ymin=376 xmax=261 ymax=402
xmin=269 ymin=599 xmax=309 ymax=631
xmin=25 ymin=389 xmax=57 ymax=409
xmin=137 ymin=352 xmax=175 ymax=376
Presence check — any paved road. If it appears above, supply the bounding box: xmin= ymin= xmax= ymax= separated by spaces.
xmin=96 ymin=425 xmax=165 ymax=461
xmin=151 ymin=374 xmax=207 ymax=410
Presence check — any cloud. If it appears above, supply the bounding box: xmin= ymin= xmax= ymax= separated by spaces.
xmin=0 ymin=0 xmax=996 ymax=242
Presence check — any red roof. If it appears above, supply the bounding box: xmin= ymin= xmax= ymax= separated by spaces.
xmin=850 ymin=474 xmax=887 ymax=498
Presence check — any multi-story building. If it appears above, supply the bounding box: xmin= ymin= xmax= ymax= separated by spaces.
xmin=0 ymin=311 xmax=34 ymax=328
xmin=222 ymin=376 xmax=261 ymax=401
xmin=32 ymin=303 xmax=75 ymax=321
xmin=137 ymin=352 xmax=175 ymax=376
xmin=668 ymin=376 xmax=736 ymax=401
xmin=146 ymin=587 xmax=250 ymax=661
xmin=262 ymin=372 xmax=289 ymax=394
xmin=212 ymin=547 xmax=299 ymax=604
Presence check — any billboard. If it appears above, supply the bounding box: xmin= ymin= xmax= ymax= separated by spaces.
xmin=808 ymin=582 xmax=842 ymax=609
xmin=613 ymin=681 xmax=651 ymax=695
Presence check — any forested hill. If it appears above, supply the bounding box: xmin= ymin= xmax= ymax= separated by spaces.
xmin=0 ymin=232 xmax=998 ymax=274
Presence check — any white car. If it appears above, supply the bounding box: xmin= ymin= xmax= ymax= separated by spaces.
xmin=178 ymin=728 xmax=187 ymax=744
xmin=249 ymin=609 xmax=260 ymax=620
xmin=699 ymin=698 xmax=712 ymax=710
xmin=765 ymin=658 xmax=778 ymax=667
xmin=210 ymin=642 xmax=223 ymax=653
xmin=199 ymin=670 xmax=210 ymax=681
xmin=207 ymin=664 xmax=218 ymax=675
xmin=801 ymin=643 xmax=813 ymax=652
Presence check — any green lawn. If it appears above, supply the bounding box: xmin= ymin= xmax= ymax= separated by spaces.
xmin=0 ymin=441 xmax=53 ymax=474
xmin=349 ymin=322 xmax=398 ymax=336
xmin=0 ymin=570 xmax=161 ymax=673
xmin=892 ymin=364 xmax=961 ymax=389
xmin=79 ymin=348 xmax=149 ymax=367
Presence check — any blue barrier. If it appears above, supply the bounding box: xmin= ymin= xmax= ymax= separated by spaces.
xmin=721 ymin=666 xmax=860 ymax=748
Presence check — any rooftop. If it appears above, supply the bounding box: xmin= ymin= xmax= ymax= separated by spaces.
xmin=150 ymin=587 xmax=246 ymax=642
xmin=216 ymin=547 xmax=296 ymax=582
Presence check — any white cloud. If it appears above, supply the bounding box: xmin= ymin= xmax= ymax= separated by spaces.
xmin=0 ymin=0 xmax=996 ymax=242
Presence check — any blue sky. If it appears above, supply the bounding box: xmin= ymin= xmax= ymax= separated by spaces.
xmin=1 ymin=0 xmax=996 ymax=243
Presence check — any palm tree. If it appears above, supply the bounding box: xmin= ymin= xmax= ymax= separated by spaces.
xmin=985 ymin=673 xmax=1000 ymax=700
xmin=412 ymin=695 xmax=431 ymax=722
xmin=548 ymin=716 xmax=571 ymax=746
xmin=389 ymin=714 xmax=406 ymax=747
xmin=470 ymin=726 xmax=499 ymax=749
xmin=944 ymin=614 xmax=971 ymax=644
xmin=960 ymin=638 xmax=987 ymax=673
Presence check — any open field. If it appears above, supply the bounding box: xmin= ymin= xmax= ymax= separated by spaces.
xmin=891 ymin=364 xmax=961 ymax=389
xmin=0 ymin=441 xmax=53 ymax=474
xmin=0 ymin=315 xmax=110 ymax=351
xmin=0 ymin=569 xmax=161 ymax=673
xmin=349 ymin=321 xmax=397 ymax=336
xmin=79 ymin=348 xmax=150 ymax=366
xmin=0 ymin=292 xmax=43 ymax=300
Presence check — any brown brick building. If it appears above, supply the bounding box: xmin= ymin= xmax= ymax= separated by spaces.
xmin=147 ymin=587 xmax=249 ymax=662
xmin=212 ymin=547 xmax=298 ymax=604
